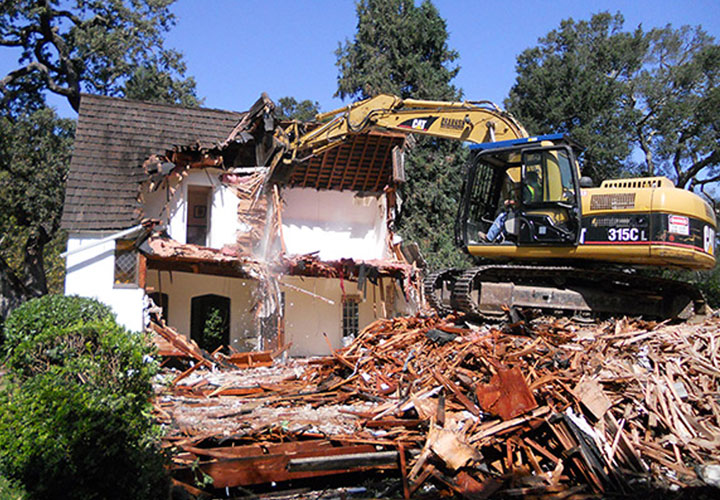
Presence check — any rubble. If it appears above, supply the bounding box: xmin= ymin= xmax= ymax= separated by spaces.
xmin=155 ymin=313 xmax=720 ymax=498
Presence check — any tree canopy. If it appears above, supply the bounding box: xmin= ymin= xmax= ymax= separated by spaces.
xmin=0 ymin=0 xmax=200 ymax=112
xmin=0 ymin=0 xmax=200 ymax=321
xmin=275 ymin=96 xmax=321 ymax=122
xmin=336 ymin=0 xmax=470 ymax=270
xmin=506 ymin=12 xmax=720 ymax=192
xmin=336 ymin=0 xmax=460 ymax=101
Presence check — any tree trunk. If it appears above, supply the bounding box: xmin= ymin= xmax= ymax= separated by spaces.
xmin=22 ymin=228 xmax=49 ymax=297
xmin=0 ymin=255 xmax=30 ymax=324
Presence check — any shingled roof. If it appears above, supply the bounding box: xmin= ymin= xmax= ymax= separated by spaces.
xmin=61 ymin=94 xmax=244 ymax=231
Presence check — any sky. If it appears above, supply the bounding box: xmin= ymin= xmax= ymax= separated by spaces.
xmin=2 ymin=0 xmax=720 ymax=117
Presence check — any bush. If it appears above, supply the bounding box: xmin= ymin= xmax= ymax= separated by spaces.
xmin=0 ymin=475 xmax=27 ymax=500
xmin=2 ymin=294 xmax=113 ymax=352
xmin=0 ymin=295 xmax=168 ymax=499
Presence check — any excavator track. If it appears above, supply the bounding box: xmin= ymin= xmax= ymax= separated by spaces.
xmin=424 ymin=269 xmax=462 ymax=315
xmin=425 ymin=264 xmax=706 ymax=321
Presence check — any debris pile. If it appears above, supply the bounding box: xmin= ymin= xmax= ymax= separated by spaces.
xmin=156 ymin=314 xmax=720 ymax=498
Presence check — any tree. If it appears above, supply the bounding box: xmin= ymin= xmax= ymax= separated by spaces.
xmin=336 ymin=0 xmax=470 ymax=270
xmin=0 ymin=295 xmax=166 ymax=499
xmin=506 ymin=13 xmax=646 ymax=183
xmin=275 ymin=96 xmax=320 ymax=122
xmin=336 ymin=0 xmax=460 ymax=101
xmin=0 ymin=0 xmax=200 ymax=321
xmin=0 ymin=109 xmax=74 ymax=320
xmin=632 ymin=26 xmax=720 ymax=190
xmin=506 ymin=12 xmax=720 ymax=192
xmin=0 ymin=0 xmax=200 ymax=112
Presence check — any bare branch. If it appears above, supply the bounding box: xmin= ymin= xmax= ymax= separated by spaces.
xmin=36 ymin=6 xmax=81 ymax=110
xmin=50 ymin=9 xmax=83 ymax=27
xmin=693 ymin=172 xmax=720 ymax=187
xmin=0 ymin=62 xmax=41 ymax=89
xmin=0 ymin=37 xmax=25 ymax=47
xmin=0 ymin=24 xmax=40 ymax=47
xmin=636 ymin=124 xmax=656 ymax=176
xmin=33 ymin=38 xmax=62 ymax=74
xmin=677 ymin=150 xmax=720 ymax=188
xmin=0 ymin=60 xmax=73 ymax=99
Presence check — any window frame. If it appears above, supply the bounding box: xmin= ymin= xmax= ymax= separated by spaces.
xmin=342 ymin=296 xmax=360 ymax=338
xmin=113 ymin=239 xmax=139 ymax=288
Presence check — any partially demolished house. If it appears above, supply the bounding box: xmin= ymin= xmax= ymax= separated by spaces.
xmin=62 ymin=94 xmax=422 ymax=356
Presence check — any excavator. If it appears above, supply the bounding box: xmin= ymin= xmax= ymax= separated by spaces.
xmin=271 ymin=94 xmax=716 ymax=320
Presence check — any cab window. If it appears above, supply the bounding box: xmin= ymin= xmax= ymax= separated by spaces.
xmin=522 ymin=149 xmax=575 ymax=204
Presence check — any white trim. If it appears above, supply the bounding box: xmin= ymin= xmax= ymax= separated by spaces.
xmin=60 ymin=224 xmax=144 ymax=258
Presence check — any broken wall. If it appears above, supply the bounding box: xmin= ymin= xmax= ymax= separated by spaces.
xmin=282 ymin=275 xmax=412 ymax=357
xmin=145 ymin=270 xmax=260 ymax=351
xmin=142 ymin=169 xmax=239 ymax=249
xmin=281 ymin=188 xmax=389 ymax=261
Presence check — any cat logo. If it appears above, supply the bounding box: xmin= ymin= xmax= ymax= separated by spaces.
xmin=411 ymin=119 xmax=428 ymax=130
xmin=398 ymin=116 xmax=437 ymax=131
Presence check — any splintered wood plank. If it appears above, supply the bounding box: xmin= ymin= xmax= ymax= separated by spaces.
xmin=288 ymin=450 xmax=398 ymax=472
xmin=572 ymin=376 xmax=612 ymax=421
xmin=433 ymin=368 xmax=480 ymax=416
xmin=430 ymin=428 xmax=480 ymax=470
xmin=475 ymin=366 xmax=538 ymax=420
xmin=196 ymin=447 xmax=397 ymax=487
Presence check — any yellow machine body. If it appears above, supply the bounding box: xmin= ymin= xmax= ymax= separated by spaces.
xmin=278 ymin=95 xmax=716 ymax=274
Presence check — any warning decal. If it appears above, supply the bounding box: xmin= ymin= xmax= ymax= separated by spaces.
xmin=668 ymin=215 xmax=690 ymax=236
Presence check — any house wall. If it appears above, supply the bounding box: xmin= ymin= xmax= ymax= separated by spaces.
xmin=143 ymin=271 xmax=410 ymax=357
xmin=64 ymin=234 xmax=145 ymax=332
xmin=281 ymin=188 xmax=389 ymax=261
xmin=142 ymin=169 xmax=239 ymax=249
xmin=282 ymin=276 xmax=407 ymax=357
xmin=145 ymin=270 xmax=259 ymax=350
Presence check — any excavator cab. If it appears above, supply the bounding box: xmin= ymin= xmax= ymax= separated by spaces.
xmin=457 ymin=134 xmax=583 ymax=253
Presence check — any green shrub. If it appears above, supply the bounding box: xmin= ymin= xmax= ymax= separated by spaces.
xmin=2 ymin=294 xmax=113 ymax=353
xmin=0 ymin=475 xmax=27 ymax=500
xmin=0 ymin=296 xmax=168 ymax=499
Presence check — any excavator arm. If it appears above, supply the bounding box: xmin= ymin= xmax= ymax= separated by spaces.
xmin=276 ymin=94 xmax=528 ymax=163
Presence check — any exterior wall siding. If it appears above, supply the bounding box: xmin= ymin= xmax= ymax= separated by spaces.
xmin=64 ymin=234 xmax=145 ymax=332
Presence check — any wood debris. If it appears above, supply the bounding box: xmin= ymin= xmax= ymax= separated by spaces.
xmin=155 ymin=313 xmax=720 ymax=498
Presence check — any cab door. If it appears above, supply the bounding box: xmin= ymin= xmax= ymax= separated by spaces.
xmin=517 ymin=146 xmax=581 ymax=245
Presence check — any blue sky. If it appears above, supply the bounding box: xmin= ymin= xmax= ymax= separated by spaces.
xmin=2 ymin=0 xmax=720 ymax=117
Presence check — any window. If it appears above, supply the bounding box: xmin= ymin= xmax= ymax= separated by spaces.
xmin=187 ymin=186 xmax=211 ymax=245
xmin=342 ymin=297 xmax=360 ymax=338
xmin=523 ymin=149 xmax=575 ymax=204
xmin=114 ymin=239 xmax=138 ymax=286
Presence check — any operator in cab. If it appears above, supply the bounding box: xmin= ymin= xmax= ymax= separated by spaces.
xmin=482 ymin=170 xmax=541 ymax=243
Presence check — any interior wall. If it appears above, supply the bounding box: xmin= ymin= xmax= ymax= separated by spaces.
xmin=145 ymin=270 xmax=259 ymax=351
xmin=281 ymin=188 xmax=389 ymax=261
xmin=141 ymin=169 xmax=238 ymax=249
xmin=281 ymin=276 xmax=404 ymax=357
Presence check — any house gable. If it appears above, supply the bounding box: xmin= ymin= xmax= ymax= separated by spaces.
xmin=61 ymin=94 xmax=243 ymax=231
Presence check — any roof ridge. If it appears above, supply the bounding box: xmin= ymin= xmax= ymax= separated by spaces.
xmin=79 ymin=93 xmax=246 ymax=116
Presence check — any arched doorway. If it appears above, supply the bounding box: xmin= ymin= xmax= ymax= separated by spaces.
xmin=190 ymin=294 xmax=230 ymax=353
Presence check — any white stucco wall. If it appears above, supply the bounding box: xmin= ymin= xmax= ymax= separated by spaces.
xmin=282 ymin=276 xmax=406 ymax=357
xmin=145 ymin=270 xmax=259 ymax=350
xmin=281 ymin=188 xmax=388 ymax=261
xmin=64 ymin=234 xmax=145 ymax=332
xmin=141 ymin=169 xmax=238 ymax=248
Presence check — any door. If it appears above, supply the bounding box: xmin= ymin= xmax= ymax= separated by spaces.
xmin=190 ymin=294 xmax=230 ymax=352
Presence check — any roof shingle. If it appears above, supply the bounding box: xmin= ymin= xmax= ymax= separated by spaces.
xmin=61 ymin=94 xmax=244 ymax=231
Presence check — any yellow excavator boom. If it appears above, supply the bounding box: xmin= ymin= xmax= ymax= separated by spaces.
xmin=277 ymin=94 xmax=528 ymax=162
